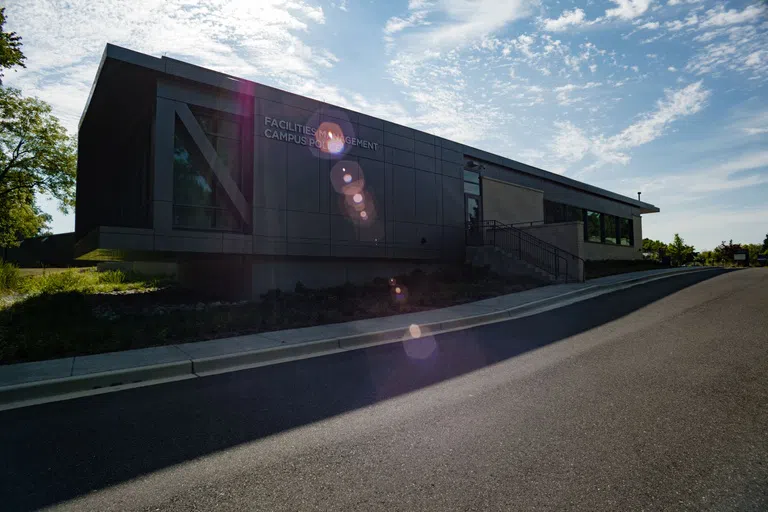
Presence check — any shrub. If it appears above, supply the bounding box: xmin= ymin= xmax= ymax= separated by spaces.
xmin=97 ymin=269 xmax=126 ymax=284
xmin=0 ymin=260 xmax=22 ymax=292
xmin=34 ymin=268 xmax=93 ymax=294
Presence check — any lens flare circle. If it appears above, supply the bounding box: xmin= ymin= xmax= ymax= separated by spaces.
xmin=316 ymin=121 xmax=345 ymax=154
xmin=403 ymin=335 xmax=437 ymax=360
xmin=330 ymin=161 xmax=365 ymax=195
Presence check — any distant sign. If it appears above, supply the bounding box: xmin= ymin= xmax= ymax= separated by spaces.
xmin=734 ymin=253 xmax=747 ymax=261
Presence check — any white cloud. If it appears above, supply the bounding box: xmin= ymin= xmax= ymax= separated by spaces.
xmin=639 ymin=21 xmax=660 ymax=30
xmin=387 ymin=0 xmax=536 ymax=51
xmin=546 ymin=81 xmax=710 ymax=171
xmin=384 ymin=11 xmax=429 ymax=35
xmin=552 ymin=81 xmax=602 ymax=105
xmin=713 ymin=150 xmax=768 ymax=175
xmin=744 ymin=50 xmax=764 ymax=69
xmin=665 ymin=12 xmax=699 ymax=31
xmin=598 ymin=81 xmax=710 ymax=157
xmin=668 ymin=66 xmax=677 ymax=71
xmin=699 ymin=4 xmax=766 ymax=29
xmin=540 ymin=8 xmax=587 ymax=32
xmin=550 ymin=121 xmax=592 ymax=162
xmin=5 ymin=0 xmax=335 ymax=133
xmin=641 ymin=33 xmax=664 ymax=44
xmin=633 ymin=151 xmax=768 ymax=202
xmin=736 ymin=109 xmax=768 ymax=136
xmin=605 ymin=0 xmax=653 ymax=20
xmin=667 ymin=0 xmax=703 ymax=5
xmin=686 ymin=25 xmax=768 ymax=78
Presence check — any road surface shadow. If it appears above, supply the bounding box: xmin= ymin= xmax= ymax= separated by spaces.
xmin=0 ymin=269 xmax=730 ymax=511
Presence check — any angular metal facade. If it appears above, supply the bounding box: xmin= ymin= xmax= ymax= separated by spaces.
xmin=75 ymin=44 xmax=658 ymax=272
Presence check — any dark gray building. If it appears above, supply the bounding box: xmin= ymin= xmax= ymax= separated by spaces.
xmin=75 ymin=44 xmax=659 ymax=298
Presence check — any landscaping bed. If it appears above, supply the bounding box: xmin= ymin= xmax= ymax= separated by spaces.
xmin=0 ymin=265 xmax=545 ymax=365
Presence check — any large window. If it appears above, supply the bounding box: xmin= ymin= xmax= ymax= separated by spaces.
xmin=604 ymin=215 xmax=617 ymax=244
xmin=172 ymin=108 xmax=244 ymax=232
xmin=544 ymin=200 xmax=583 ymax=224
xmin=585 ymin=210 xmax=602 ymax=243
xmin=463 ymin=170 xmax=480 ymax=195
xmin=619 ymin=217 xmax=633 ymax=246
xmin=581 ymin=210 xmax=633 ymax=245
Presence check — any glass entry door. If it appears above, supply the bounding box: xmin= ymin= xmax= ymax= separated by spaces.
xmin=463 ymin=168 xmax=483 ymax=245
xmin=465 ymin=194 xmax=482 ymax=245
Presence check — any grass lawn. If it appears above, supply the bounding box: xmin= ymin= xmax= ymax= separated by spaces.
xmin=17 ymin=267 xmax=92 ymax=277
xmin=0 ymin=264 xmax=544 ymax=365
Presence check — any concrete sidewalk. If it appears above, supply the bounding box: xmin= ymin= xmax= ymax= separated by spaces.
xmin=0 ymin=267 xmax=716 ymax=409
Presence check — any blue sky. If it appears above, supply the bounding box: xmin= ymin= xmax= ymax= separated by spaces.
xmin=5 ymin=0 xmax=768 ymax=250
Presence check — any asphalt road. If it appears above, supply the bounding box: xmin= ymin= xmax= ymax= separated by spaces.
xmin=2 ymin=268 xmax=767 ymax=511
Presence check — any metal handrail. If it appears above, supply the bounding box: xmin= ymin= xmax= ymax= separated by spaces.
xmin=467 ymin=219 xmax=584 ymax=283
xmin=510 ymin=220 xmax=545 ymax=228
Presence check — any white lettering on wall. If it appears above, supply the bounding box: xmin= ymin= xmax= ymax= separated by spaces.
xmin=263 ymin=116 xmax=378 ymax=151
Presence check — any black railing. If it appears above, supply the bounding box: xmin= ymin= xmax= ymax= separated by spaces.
xmin=510 ymin=220 xmax=545 ymax=228
xmin=467 ymin=219 xmax=584 ymax=283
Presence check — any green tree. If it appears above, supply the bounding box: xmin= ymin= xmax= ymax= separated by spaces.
xmin=762 ymin=233 xmax=768 ymax=254
xmin=695 ymin=250 xmax=713 ymax=266
xmin=0 ymin=9 xmax=66 ymax=249
xmin=642 ymin=238 xmax=667 ymax=261
xmin=0 ymin=189 xmax=50 ymax=247
xmin=667 ymin=233 xmax=694 ymax=267
xmin=744 ymin=243 xmax=762 ymax=266
xmin=0 ymin=88 xmax=77 ymax=248
xmin=0 ymin=7 xmax=26 ymax=84
xmin=715 ymin=240 xmax=740 ymax=266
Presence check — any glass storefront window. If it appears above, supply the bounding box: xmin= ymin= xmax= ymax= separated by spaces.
xmin=463 ymin=170 xmax=480 ymax=184
xmin=464 ymin=182 xmax=480 ymax=195
xmin=545 ymin=200 xmax=584 ymax=224
xmin=567 ymin=206 xmax=583 ymax=222
xmin=586 ymin=211 xmax=602 ymax=242
xmin=620 ymin=218 xmax=632 ymax=246
xmin=604 ymin=215 xmax=617 ymax=244
xmin=172 ymin=116 xmax=242 ymax=231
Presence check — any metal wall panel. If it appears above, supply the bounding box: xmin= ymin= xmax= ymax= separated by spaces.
xmin=84 ymin=48 xmax=657 ymax=267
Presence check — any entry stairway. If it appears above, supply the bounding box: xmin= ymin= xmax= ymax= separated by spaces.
xmin=465 ymin=220 xmax=584 ymax=284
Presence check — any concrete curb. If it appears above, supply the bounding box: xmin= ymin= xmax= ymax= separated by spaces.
xmin=0 ymin=360 xmax=193 ymax=406
xmin=0 ymin=267 xmax=719 ymax=409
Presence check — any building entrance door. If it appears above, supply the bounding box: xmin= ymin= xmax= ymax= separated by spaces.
xmin=465 ymin=194 xmax=482 ymax=245
xmin=463 ymin=166 xmax=483 ymax=245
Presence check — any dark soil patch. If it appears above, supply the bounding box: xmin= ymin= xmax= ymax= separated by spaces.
xmin=0 ymin=266 xmax=545 ymax=364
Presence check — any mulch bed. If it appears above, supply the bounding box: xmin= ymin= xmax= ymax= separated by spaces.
xmin=0 ymin=266 xmax=545 ymax=365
